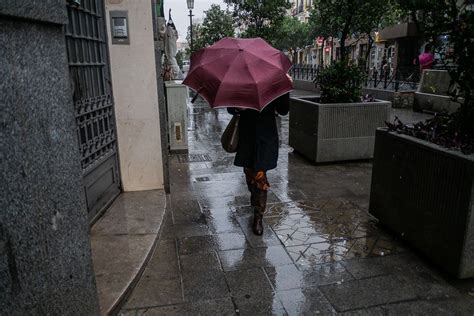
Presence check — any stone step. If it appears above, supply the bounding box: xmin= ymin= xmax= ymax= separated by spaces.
xmin=90 ymin=190 xmax=167 ymax=315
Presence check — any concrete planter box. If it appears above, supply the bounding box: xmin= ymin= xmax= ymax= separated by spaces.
xmin=414 ymin=69 xmax=461 ymax=113
xmin=414 ymin=92 xmax=461 ymax=113
xmin=289 ymin=97 xmax=391 ymax=162
xmin=363 ymin=88 xmax=416 ymax=109
xmin=293 ymin=79 xmax=320 ymax=93
xmin=369 ymin=129 xmax=474 ymax=278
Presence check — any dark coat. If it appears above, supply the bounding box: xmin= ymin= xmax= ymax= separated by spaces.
xmin=228 ymin=93 xmax=290 ymax=171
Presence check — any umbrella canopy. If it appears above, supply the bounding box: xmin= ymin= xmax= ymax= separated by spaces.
xmin=183 ymin=37 xmax=293 ymax=111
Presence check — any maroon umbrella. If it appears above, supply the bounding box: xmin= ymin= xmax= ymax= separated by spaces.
xmin=183 ymin=37 xmax=293 ymax=112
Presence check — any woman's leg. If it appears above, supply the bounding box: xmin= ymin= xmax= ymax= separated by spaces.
xmin=243 ymin=168 xmax=269 ymax=235
xmin=244 ymin=168 xmax=257 ymax=206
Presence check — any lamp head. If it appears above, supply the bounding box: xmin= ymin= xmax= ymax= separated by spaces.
xmin=186 ymin=0 xmax=194 ymax=10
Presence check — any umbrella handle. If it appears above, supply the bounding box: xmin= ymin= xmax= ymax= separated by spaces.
xmin=191 ymin=93 xmax=199 ymax=103
xmin=190 ymin=87 xmax=203 ymax=104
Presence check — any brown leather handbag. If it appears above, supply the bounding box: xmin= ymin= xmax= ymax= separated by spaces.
xmin=221 ymin=115 xmax=240 ymax=153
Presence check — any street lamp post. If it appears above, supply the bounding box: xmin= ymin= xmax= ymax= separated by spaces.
xmin=187 ymin=0 xmax=194 ymax=52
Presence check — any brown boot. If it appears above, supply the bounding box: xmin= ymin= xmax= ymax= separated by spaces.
xmin=252 ymin=189 xmax=267 ymax=236
xmin=252 ymin=211 xmax=264 ymax=235
xmin=250 ymin=186 xmax=258 ymax=207
xmin=245 ymin=168 xmax=257 ymax=207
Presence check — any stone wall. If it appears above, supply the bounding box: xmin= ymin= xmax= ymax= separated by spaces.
xmin=392 ymin=91 xmax=415 ymax=108
xmin=0 ymin=2 xmax=99 ymax=314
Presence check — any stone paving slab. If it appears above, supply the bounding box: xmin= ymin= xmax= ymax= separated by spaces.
xmin=121 ymin=298 xmax=236 ymax=315
xmin=179 ymin=251 xmax=222 ymax=274
xmin=234 ymin=214 xmax=283 ymax=248
xmin=319 ymin=274 xmax=420 ymax=312
xmin=225 ymin=268 xmax=275 ymax=297
xmin=265 ymin=262 xmax=353 ymax=291
xmin=120 ymin=101 xmax=474 ymax=315
xmin=182 ymin=270 xmax=230 ymax=302
xmin=203 ymin=208 xmax=243 ymax=234
xmin=219 ymin=246 xmax=294 ymax=272
xmin=277 ymin=286 xmax=336 ymax=315
xmin=144 ymin=242 xmax=180 ymax=278
xmin=124 ymin=275 xmax=183 ymax=309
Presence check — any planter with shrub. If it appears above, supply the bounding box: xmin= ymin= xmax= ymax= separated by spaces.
xmin=414 ymin=69 xmax=461 ymax=113
xmin=289 ymin=60 xmax=391 ymax=162
xmin=370 ymin=128 xmax=474 ymax=278
xmin=369 ymin=1 xmax=474 ymax=278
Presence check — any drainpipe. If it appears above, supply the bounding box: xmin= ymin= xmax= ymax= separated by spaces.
xmin=151 ymin=0 xmax=170 ymax=193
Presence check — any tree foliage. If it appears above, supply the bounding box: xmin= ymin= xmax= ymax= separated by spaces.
xmin=224 ymin=0 xmax=290 ymax=42
xmin=308 ymin=0 xmax=396 ymax=60
xmin=176 ymin=50 xmax=184 ymax=69
xmin=271 ymin=16 xmax=312 ymax=58
xmin=394 ymin=0 xmax=457 ymax=41
xmin=186 ymin=4 xmax=234 ymax=53
xmin=394 ymin=0 xmax=474 ymax=152
xmin=316 ymin=60 xmax=367 ymax=103
xmin=186 ymin=22 xmax=203 ymax=54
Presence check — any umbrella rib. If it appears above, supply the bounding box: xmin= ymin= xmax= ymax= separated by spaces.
xmin=188 ymin=52 xmax=242 ymax=106
xmin=213 ymin=53 xmax=259 ymax=107
xmin=241 ymin=53 xmax=262 ymax=106
xmin=245 ymin=50 xmax=288 ymax=71
xmin=213 ymin=52 xmax=242 ymax=97
xmin=190 ymin=50 xmax=237 ymax=73
xmin=212 ymin=55 xmax=242 ymax=105
xmin=186 ymin=51 xmax=239 ymax=86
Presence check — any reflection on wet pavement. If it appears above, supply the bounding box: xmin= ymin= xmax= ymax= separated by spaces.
xmin=120 ymin=94 xmax=474 ymax=315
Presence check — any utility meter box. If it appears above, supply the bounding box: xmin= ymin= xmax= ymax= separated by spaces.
xmin=109 ymin=11 xmax=130 ymax=45
xmin=165 ymin=81 xmax=188 ymax=153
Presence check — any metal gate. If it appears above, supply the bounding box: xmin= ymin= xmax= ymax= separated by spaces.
xmin=65 ymin=0 xmax=121 ymax=221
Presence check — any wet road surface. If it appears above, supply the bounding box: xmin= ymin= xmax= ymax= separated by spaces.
xmin=120 ymin=94 xmax=473 ymax=315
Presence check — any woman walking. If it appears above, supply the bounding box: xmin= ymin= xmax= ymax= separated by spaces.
xmin=229 ymin=92 xmax=290 ymax=235
xmin=182 ymin=37 xmax=293 ymax=236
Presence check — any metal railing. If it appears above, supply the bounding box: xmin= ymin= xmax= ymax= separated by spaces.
xmin=289 ymin=64 xmax=320 ymax=81
xmin=366 ymin=66 xmax=421 ymax=91
xmin=290 ymin=64 xmax=422 ymax=92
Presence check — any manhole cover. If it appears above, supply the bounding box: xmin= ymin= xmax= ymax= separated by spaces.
xmin=177 ymin=153 xmax=212 ymax=163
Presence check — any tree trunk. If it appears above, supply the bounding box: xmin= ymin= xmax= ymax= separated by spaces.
xmin=320 ymin=38 xmax=325 ymax=66
xmin=339 ymin=14 xmax=353 ymax=60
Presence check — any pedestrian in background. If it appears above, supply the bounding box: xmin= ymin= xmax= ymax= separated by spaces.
xmin=228 ymin=92 xmax=290 ymax=235
xmin=419 ymin=44 xmax=435 ymax=72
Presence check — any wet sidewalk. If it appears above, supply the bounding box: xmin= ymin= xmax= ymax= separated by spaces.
xmin=119 ymin=95 xmax=473 ymax=315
